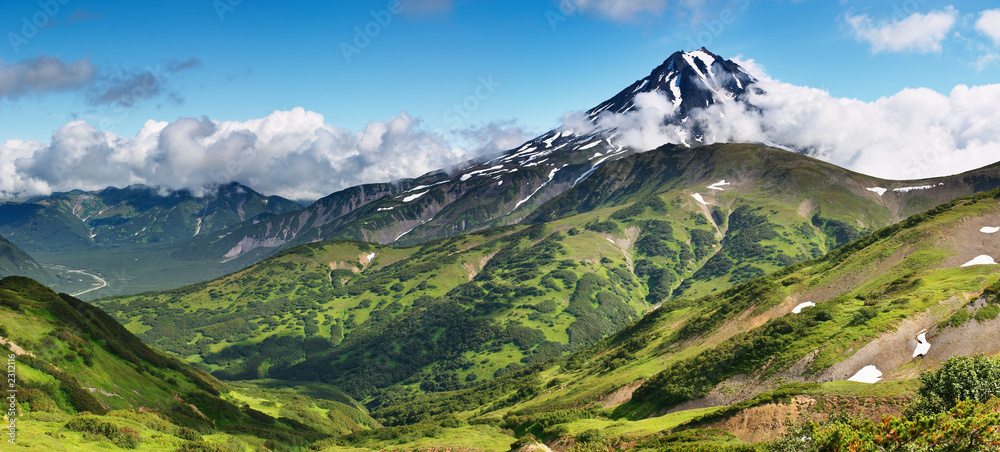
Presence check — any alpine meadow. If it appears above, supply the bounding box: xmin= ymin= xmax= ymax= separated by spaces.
xmin=3 ymin=2 xmax=1000 ymax=451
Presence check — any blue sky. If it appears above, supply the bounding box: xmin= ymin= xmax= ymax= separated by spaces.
xmin=2 ymin=0 xmax=999 ymax=199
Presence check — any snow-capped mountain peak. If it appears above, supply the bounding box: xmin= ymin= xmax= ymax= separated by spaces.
xmin=587 ymin=47 xmax=755 ymax=121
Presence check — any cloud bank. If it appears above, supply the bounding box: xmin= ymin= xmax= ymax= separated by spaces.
xmin=583 ymin=59 xmax=1000 ymax=181
xmin=1 ymin=108 xmax=477 ymax=200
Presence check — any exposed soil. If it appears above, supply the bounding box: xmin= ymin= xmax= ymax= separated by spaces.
xmin=0 ymin=336 xmax=34 ymax=356
xmin=517 ymin=443 xmax=553 ymax=452
xmin=596 ymin=380 xmax=645 ymax=408
xmin=708 ymin=396 xmax=814 ymax=443
xmin=818 ymin=314 xmax=937 ymax=382
xmin=937 ymin=211 xmax=1000 ymax=269
xmin=465 ymin=251 xmax=501 ymax=280
xmin=919 ymin=306 xmax=1000 ymax=367
xmin=708 ymin=394 xmax=908 ymax=443
xmin=797 ymin=198 xmax=818 ymax=219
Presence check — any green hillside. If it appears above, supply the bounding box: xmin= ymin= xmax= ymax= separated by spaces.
xmin=0 ymin=276 xmax=375 ymax=451
xmin=346 ymin=188 xmax=1000 ymax=450
xmin=96 ymin=145 xmax=1000 ymax=400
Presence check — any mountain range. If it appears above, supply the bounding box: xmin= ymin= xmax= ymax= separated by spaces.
xmin=4 ymin=48 xmax=1000 ymax=451
xmin=6 ymin=48 xmax=1000 ymax=301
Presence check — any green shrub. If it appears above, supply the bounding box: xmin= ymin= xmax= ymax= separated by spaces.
xmin=945 ymin=308 xmax=969 ymax=327
xmin=575 ymin=428 xmax=604 ymax=443
xmin=849 ymin=306 xmax=879 ymax=326
xmin=907 ymin=355 xmax=1000 ymax=416
xmin=177 ymin=427 xmax=202 ymax=441
xmin=975 ymin=304 xmax=1000 ymax=321
xmin=66 ymin=415 xmax=143 ymax=449
xmin=176 ymin=440 xmax=230 ymax=452
xmin=583 ymin=219 xmax=620 ymax=234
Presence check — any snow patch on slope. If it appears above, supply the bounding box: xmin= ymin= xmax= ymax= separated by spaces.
xmin=514 ymin=166 xmax=565 ymax=211
xmin=792 ymin=302 xmax=815 ymax=314
xmin=707 ymin=180 xmax=730 ymax=191
xmin=847 ymin=365 xmax=882 ymax=383
xmin=893 ymin=184 xmax=938 ymax=193
xmin=402 ymin=191 xmax=428 ymax=203
xmin=961 ymin=255 xmax=997 ymax=267
xmin=913 ymin=331 xmax=930 ymax=358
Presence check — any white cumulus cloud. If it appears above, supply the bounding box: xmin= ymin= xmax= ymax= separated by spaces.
xmin=845 ymin=7 xmax=957 ymax=53
xmin=976 ymin=9 xmax=1000 ymax=46
xmin=1 ymin=108 xmax=478 ymax=201
xmin=571 ymin=0 xmax=670 ymax=20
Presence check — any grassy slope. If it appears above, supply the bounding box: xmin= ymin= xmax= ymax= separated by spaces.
xmin=338 ymin=189 xmax=1000 ymax=450
xmin=98 ymin=223 xmax=652 ymax=398
xmin=0 ymin=276 xmax=375 ymax=451
xmin=97 ymin=174 xmax=861 ymax=402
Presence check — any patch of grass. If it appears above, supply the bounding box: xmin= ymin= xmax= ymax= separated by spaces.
xmin=975 ymin=304 xmax=1000 ymax=321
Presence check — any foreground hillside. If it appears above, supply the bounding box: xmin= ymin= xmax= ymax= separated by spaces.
xmin=308 ymin=188 xmax=1000 ymax=450
xmin=0 ymin=277 xmax=376 ymax=450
